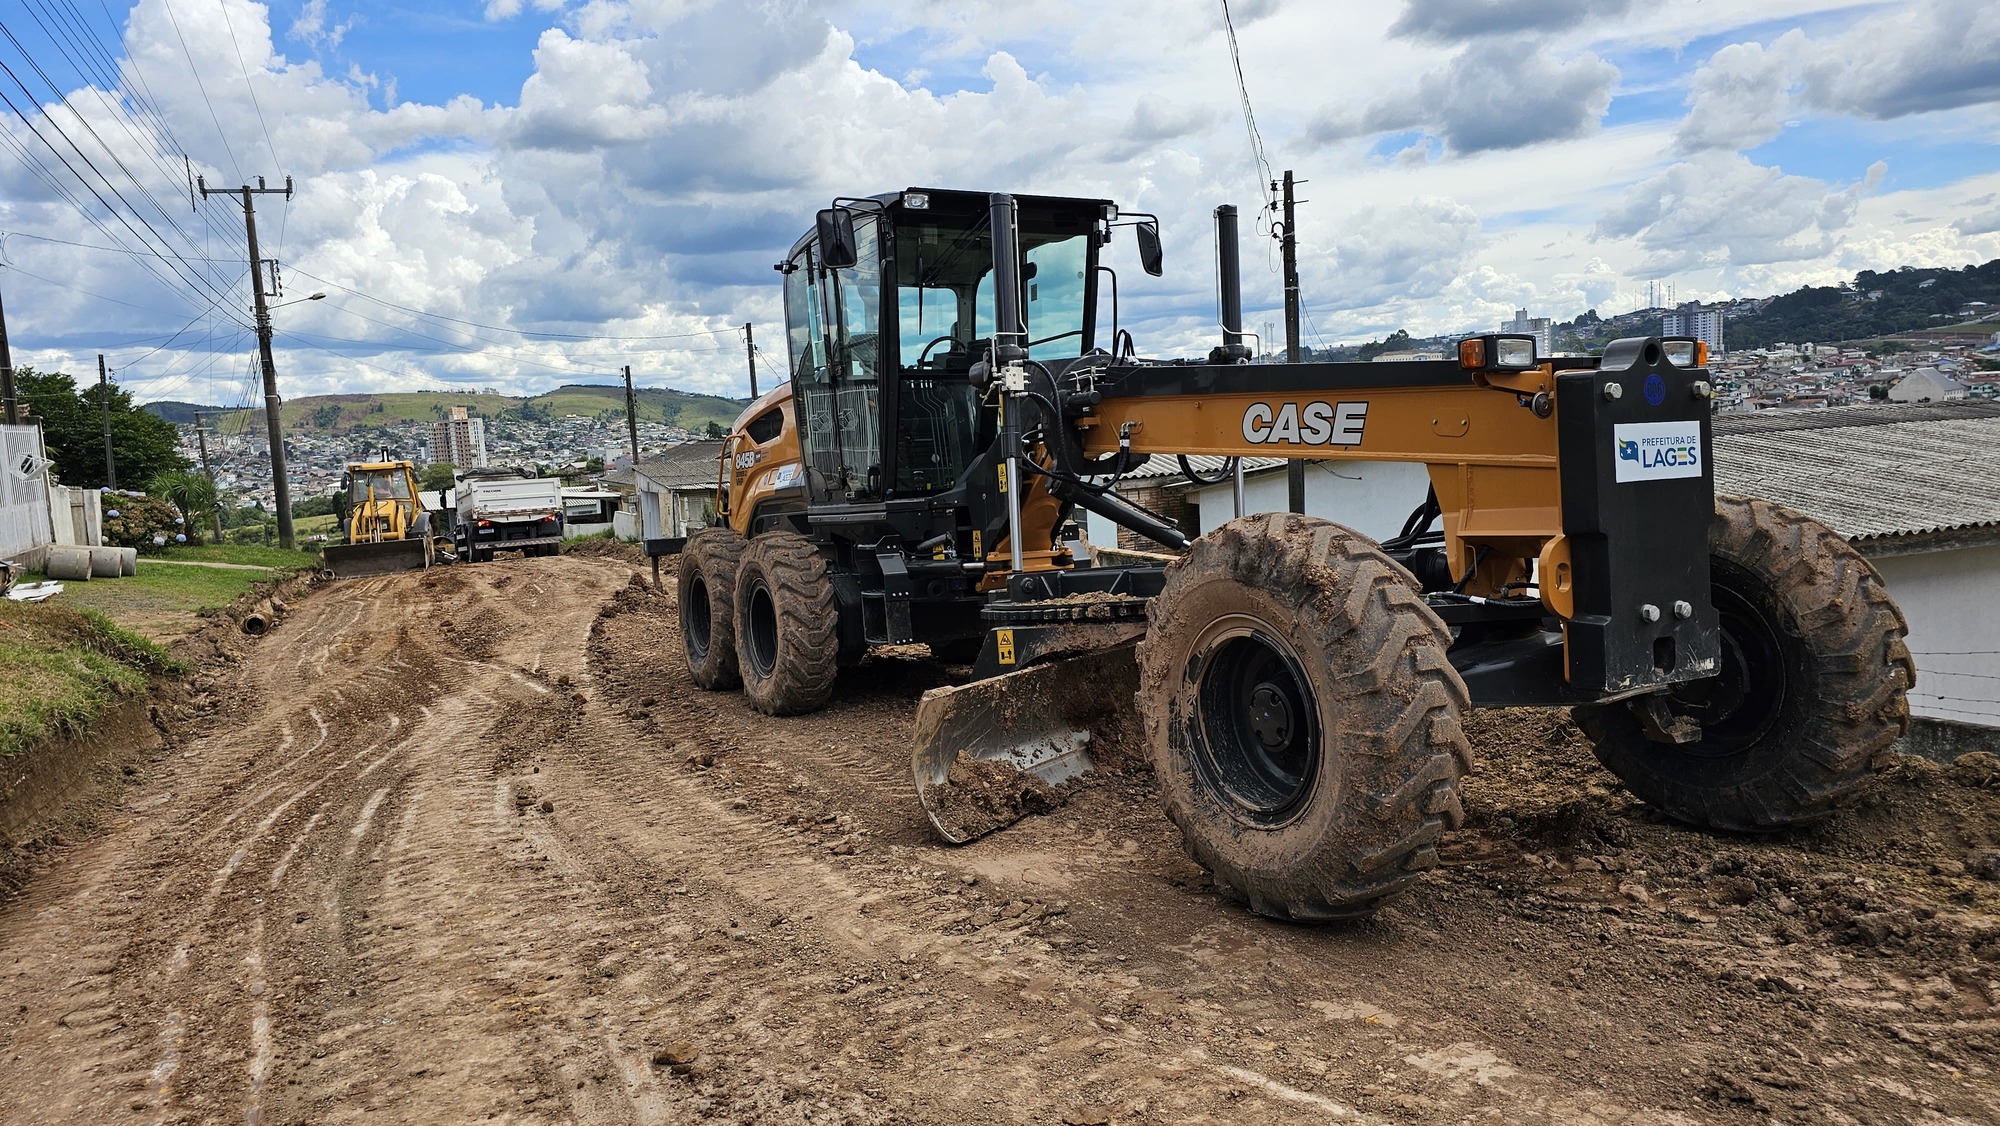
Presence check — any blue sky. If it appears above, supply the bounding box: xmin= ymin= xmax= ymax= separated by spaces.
xmin=0 ymin=0 xmax=1996 ymax=402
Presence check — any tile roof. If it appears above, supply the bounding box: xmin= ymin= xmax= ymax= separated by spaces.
xmin=633 ymin=440 xmax=724 ymax=490
xmin=1713 ymin=402 xmax=2000 ymax=542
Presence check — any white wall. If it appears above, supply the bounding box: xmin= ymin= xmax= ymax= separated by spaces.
xmin=1082 ymin=461 xmax=1432 ymax=553
xmin=0 ymin=424 xmax=54 ymax=561
xmin=1192 ymin=462 xmax=1432 ymax=541
xmin=1872 ymin=544 xmax=2000 ymax=728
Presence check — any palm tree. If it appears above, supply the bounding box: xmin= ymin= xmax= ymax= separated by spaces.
xmin=150 ymin=470 xmax=219 ymax=543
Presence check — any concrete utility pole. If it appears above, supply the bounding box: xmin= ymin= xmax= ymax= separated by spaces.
xmin=744 ymin=322 xmax=758 ymax=398
xmin=98 ymin=353 xmax=118 ymax=489
xmin=201 ymin=175 xmax=297 ymax=549
xmin=194 ymin=411 xmax=223 ymax=544
xmin=622 ymin=364 xmax=641 ymax=466
xmin=0 ymin=283 xmax=18 ymax=425
xmin=1276 ymin=169 xmax=1304 ymax=514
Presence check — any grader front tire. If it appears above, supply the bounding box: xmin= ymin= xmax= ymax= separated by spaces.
xmin=679 ymin=528 xmax=746 ymax=690
xmin=734 ymin=532 xmax=840 ymax=717
xmin=1136 ymin=514 xmax=1473 ymax=922
xmin=1575 ymin=495 xmax=1913 ymax=831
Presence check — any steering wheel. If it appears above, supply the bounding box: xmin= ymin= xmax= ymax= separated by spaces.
xmin=917 ymin=335 xmax=958 ymax=367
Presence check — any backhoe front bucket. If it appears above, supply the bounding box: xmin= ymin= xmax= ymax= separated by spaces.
xmin=321 ymin=538 xmax=431 ymax=579
xmin=912 ymin=641 xmax=1140 ymax=844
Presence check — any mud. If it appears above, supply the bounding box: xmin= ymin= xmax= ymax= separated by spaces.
xmin=929 ymin=753 xmax=1070 ymax=839
xmin=0 ymin=556 xmax=1995 ymax=1124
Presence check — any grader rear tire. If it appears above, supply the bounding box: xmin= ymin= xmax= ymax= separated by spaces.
xmin=734 ymin=531 xmax=839 ymax=716
xmin=679 ymin=527 xmax=746 ymax=690
xmin=1137 ymin=513 xmax=1473 ymax=922
xmin=1575 ymin=495 xmax=1913 ymax=831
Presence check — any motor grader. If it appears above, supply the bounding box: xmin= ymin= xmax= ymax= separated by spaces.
xmin=666 ymin=187 xmax=1912 ymax=921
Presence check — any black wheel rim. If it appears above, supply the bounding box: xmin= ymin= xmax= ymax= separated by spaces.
xmin=683 ymin=572 xmax=711 ymax=661
xmin=747 ymin=576 xmax=780 ymax=677
xmin=1668 ymin=564 xmax=1788 ymax=757
xmin=1190 ymin=619 xmax=1320 ymax=825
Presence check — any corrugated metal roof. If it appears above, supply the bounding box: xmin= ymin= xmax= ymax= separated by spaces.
xmin=1713 ymin=402 xmax=2000 ymax=541
xmin=1115 ymin=454 xmax=1286 ymax=481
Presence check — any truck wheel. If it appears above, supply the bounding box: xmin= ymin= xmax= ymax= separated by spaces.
xmin=1137 ymin=513 xmax=1472 ymax=921
xmin=1574 ymin=496 xmax=1912 ymax=831
xmin=679 ymin=528 xmax=746 ymax=690
xmin=733 ymin=531 xmax=839 ymax=716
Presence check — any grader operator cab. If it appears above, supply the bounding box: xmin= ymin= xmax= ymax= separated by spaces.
xmin=669 ymin=187 xmax=1913 ymax=921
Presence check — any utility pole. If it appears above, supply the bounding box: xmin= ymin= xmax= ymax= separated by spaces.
xmin=201 ymin=175 xmax=297 ymax=549
xmin=194 ymin=411 xmax=223 ymax=544
xmin=98 ymin=354 xmax=117 ymax=489
xmin=622 ymin=364 xmax=641 ymax=466
xmin=0 ymin=282 xmax=18 ymax=425
xmin=743 ymin=322 xmax=758 ymax=398
xmin=1276 ymin=169 xmax=1304 ymax=514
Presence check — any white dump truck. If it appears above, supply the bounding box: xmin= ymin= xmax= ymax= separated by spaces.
xmin=452 ymin=468 xmax=565 ymax=562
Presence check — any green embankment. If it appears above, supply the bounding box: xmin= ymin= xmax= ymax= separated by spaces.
xmin=0 ymin=601 xmax=181 ymax=760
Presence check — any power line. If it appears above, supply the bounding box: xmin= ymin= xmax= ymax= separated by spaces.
xmin=1219 ymin=0 xmax=1275 ymax=209
xmin=0 ymin=228 xmax=237 ymax=262
xmin=156 ymin=0 xmax=240 ymax=182
xmin=215 ymin=0 xmax=281 ymax=176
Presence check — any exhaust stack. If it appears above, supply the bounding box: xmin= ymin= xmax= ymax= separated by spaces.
xmin=1212 ymin=204 xmax=1251 ymax=363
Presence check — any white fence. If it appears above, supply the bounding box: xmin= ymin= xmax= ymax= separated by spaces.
xmin=1 ymin=424 xmax=53 ymax=563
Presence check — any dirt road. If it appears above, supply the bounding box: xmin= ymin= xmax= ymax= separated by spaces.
xmin=2 ymin=554 xmax=1996 ymax=1124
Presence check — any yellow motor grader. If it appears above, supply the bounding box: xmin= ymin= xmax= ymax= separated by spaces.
xmin=658 ymin=188 xmax=1913 ymax=922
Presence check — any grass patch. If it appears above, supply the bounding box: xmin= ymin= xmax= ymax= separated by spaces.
xmin=156 ymin=543 xmax=322 ymax=569
xmin=0 ymin=601 xmax=181 ymax=758
xmin=30 ymin=561 xmax=274 ymax=643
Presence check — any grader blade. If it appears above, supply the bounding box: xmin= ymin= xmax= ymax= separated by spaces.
xmin=321 ymin=538 xmax=430 ymax=579
xmin=912 ymin=641 xmax=1140 ymax=844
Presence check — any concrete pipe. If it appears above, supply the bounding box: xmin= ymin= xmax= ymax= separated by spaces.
xmin=43 ymin=545 xmax=93 ymax=582
xmin=118 ymin=547 xmax=138 ymax=576
xmin=88 ymin=547 xmax=125 ymax=578
xmin=241 ymin=601 xmax=276 ymax=636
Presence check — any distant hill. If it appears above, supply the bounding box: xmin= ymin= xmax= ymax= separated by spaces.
xmin=142 ymin=400 xmax=229 ymax=424
xmin=1723 ymin=259 xmax=2000 ymax=349
xmin=211 ymin=384 xmax=750 ymax=436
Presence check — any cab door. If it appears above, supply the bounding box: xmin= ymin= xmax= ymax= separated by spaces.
xmin=784 ymin=216 xmax=886 ymax=504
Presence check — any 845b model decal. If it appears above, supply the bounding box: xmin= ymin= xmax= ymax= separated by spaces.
xmin=1241 ymin=401 xmax=1368 ymax=446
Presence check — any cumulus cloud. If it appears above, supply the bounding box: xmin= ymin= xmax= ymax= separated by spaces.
xmin=1673 ymin=38 xmax=1794 ymax=152
xmin=1673 ymin=1 xmax=2000 ymax=153
xmin=1311 ymin=42 xmax=1617 ymax=154
xmin=1595 ymin=154 xmax=1886 ymax=274
xmin=1955 ymin=207 xmax=2000 ymax=236
xmin=1315 ymin=197 xmax=1486 ymax=310
xmin=1388 ymin=0 xmax=1634 ymax=41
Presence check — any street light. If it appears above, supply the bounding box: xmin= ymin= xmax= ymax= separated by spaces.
xmin=269 ymin=292 xmax=327 ymax=311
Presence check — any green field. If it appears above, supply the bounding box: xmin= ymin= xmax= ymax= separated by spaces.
xmin=24 ymin=560 xmax=278 ymax=644
xmin=156 ymin=543 xmax=324 ymax=570
xmin=211 ymin=384 xmax=748 ymax=437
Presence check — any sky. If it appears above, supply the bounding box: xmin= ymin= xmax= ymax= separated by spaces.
xmin=1 ymin=0 xmax=1997 ymax=406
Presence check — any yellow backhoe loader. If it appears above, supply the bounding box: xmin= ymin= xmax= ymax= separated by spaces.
xmin=322 ymin=460 xmax=435 ymax=578
xmin=655 ymin=188 xmax=1912 ymax=922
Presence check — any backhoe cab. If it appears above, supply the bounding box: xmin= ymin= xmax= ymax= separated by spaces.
xmin=669 ymin=187 xmax=1912 ymax=922
xmin=322 ymin=460 xmax=436 ymax=578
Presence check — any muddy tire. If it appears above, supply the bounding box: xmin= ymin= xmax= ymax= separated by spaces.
xmin=679 ymin=527 xmax=746 ymax=690
xmin=1575 ymin=496 xmax=1912 ymax=831
xmin=734 ymin=531 xmax=839 ymax=716
xmin=1137 ymin=513 xmax=1472 ymax=922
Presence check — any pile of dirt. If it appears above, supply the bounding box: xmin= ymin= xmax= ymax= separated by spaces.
xmin=929 ymin=753 xmax=1069 ymax=839
xmin=566 ymin=536 xmax=647 ymax=564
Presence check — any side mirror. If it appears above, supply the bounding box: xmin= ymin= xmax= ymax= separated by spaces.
xmin=1135 ymin=221 xmax=1163 ymax=276
xmin=816 ymin=208 xmax=858 ymax=269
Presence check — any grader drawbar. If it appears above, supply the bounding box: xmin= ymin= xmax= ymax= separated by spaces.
xmin=667 ymin=188 xmax=1912 ymax=921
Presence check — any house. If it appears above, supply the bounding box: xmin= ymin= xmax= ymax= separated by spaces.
xmin=630 ymin=440 xmax=724 ymax=544
xmin=1713 ymin=401 xmax=2000 ymax=738
xmin=1887 ymin=367 xmax=1970 ymax=403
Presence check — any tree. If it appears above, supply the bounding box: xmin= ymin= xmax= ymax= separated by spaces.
xmin=291 ymin=491 xmax=342 ymax=519
xmin=1358 ymin=329 xmax=1413 ymax=362
xmin=151 ymin=470 xmax=219 ymax=541
xmin=703 ymin=420 xmax=726 ymax=439
xmin=12 ymin=366 xmax=190 ymax=488
xmin=419 ymin=463 xmax=458 ymax=491
xmin=309 ymin=403 xmax=344 ymax=429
